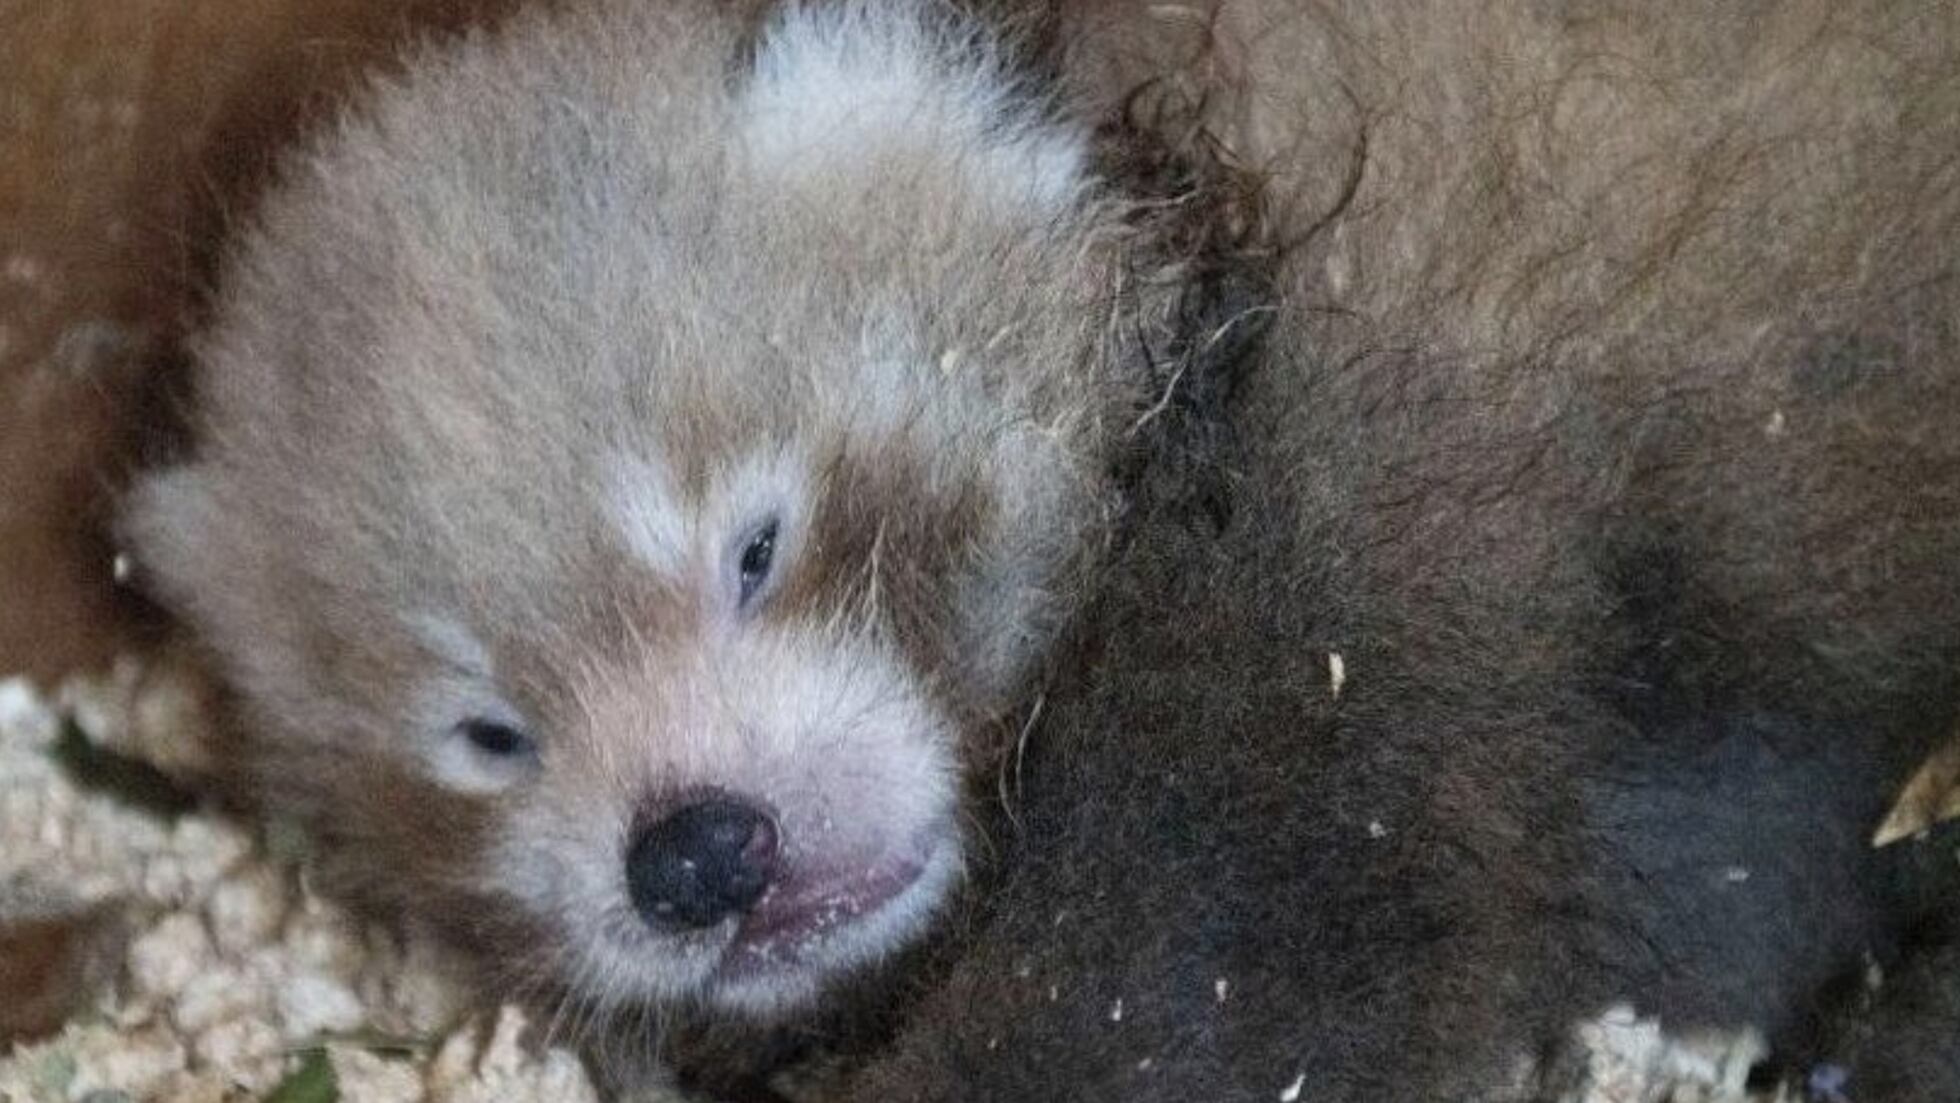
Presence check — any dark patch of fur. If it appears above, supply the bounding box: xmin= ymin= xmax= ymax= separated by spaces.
xmin=1822 ymin=934 xmax=1960 ymax=1103
xmin=811 ymin=310 xmax=1960 ymax=1102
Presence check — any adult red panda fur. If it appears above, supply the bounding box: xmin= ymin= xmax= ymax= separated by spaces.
xmin=818 ymin=1 xmax=1960 ymax=1099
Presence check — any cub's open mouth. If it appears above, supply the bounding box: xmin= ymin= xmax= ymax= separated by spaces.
xmin=738 ymin=857 xmax=926 ymax=947
xmin=717 ymin=834 xmax=959 ymax=975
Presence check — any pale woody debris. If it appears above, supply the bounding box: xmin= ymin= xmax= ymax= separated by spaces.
xmin=125 ymin=912 xmax=213 ymax=1001
xmin=0 ymin=671 xmax=618 ymax=1103
xmin=1872 ymin=723 xmax=1960 ymax=846
xmin=277 ymin=970 xmax=368 ymax=1040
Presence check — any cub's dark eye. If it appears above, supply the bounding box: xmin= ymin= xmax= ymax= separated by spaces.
xmin=458 ymin=719 xmax=534 ymax=757
xmin=737 ymin=518 xmax=779 ymax=607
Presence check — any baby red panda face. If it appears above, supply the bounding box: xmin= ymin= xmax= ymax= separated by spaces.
xmin=405 ymin=436 xmax=995 ymax=1013
xmin=123 ymin=0 xmax=1147 ymax=1014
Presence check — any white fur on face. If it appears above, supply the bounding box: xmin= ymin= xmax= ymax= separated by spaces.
xmin=406 ymin=615 xmax=540 ymax=794
xmin=606 ymin=448 xmax=811 ymax=618
xmin=493 ymin=620 xmax=962 ymax=1013
xmin=740 ymin=1 xmax=1089 ymax=212
xmin=418 ymin=691 xmax=540 ymax=794
xmin=701 ymin=448 xmax=810 ymax=620
xmin=605 ymin=456 xmax=689 ymax=579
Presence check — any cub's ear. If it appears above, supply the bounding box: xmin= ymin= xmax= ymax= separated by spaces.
xmin=736 ymin=2 xmax=1088 ymax=212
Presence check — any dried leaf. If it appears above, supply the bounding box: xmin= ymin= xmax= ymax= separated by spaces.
xmin=47 ymin=716 xmax=197 ymax=821
xmin=1873 ymin=729 xmax=1960 ymax=847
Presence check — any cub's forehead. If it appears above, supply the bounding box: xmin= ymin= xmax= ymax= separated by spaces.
xmin=173 ymin=0 xmax=1114 ymax=653
xmin=203 ymin=0 xmax=1109 ymax=480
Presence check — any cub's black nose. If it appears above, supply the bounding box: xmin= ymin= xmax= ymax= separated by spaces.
xmin=626 ymin=797 xmax=779 ymax=930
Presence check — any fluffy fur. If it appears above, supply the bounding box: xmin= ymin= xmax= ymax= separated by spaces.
xmin=118 ymin=0 xmax=1233 ymax=1073
xmin=814 ymin=0 xmax=1960 ymax=1099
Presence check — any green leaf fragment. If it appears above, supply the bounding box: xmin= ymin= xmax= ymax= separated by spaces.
xmin=264 ymin=1048 xmax=339 ymax=1103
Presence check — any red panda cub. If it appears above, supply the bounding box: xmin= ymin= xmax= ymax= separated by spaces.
xmin=120 ymin=0 xmax=1224 ymax=1084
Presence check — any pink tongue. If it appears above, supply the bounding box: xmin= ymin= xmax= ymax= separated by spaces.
xmin=735 ymin=857 xmax=926 ymax=948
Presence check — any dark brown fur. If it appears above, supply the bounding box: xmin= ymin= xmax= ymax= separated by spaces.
xmin=797 ymin=1 xmax=1960 ymax=1099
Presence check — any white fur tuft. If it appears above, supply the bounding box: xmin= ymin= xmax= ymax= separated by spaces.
xmin=740 ymin=2 xmax=1088 ymax=210
xmin=607 ymin=454 xmax=689 ymax=578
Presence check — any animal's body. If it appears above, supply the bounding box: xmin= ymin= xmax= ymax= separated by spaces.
xmin=819 ymin=1 xmax=1960 ymax=1099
